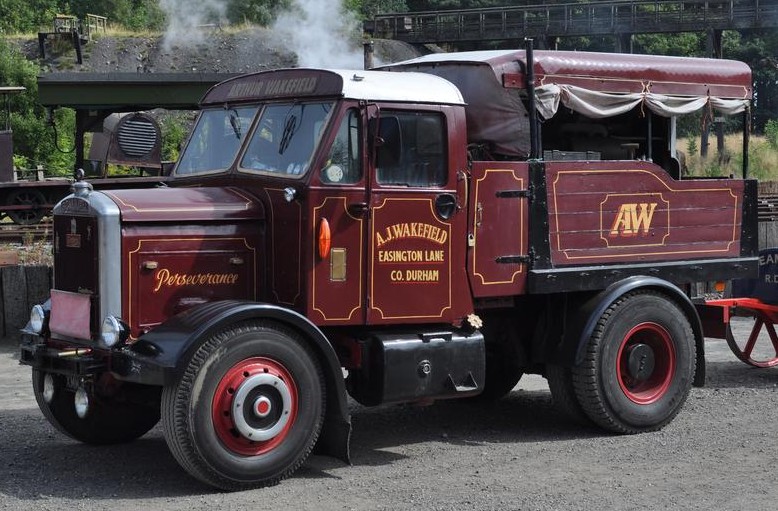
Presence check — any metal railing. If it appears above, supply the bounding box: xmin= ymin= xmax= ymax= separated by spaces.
xmin=371 ymin=0 xmax=778 ymax=43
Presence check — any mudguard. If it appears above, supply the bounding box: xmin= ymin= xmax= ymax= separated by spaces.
xmin=115 ymin=300 xmax=351 ymax=463
xmin=559 ymin=276 xmax=706 ymax=387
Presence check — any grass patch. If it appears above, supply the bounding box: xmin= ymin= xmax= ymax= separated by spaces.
xmin=679 ymin=134 xmax=778 ymax=180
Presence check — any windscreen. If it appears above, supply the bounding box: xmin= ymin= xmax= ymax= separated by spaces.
xmin=239 ymin=102 xmax=334 ymax=177
xmin=176 ymin=106 xmax=258 ymax=176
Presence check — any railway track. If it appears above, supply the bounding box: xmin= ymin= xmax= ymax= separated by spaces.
xmin=0 ymin=220 xmax=52 ymax=243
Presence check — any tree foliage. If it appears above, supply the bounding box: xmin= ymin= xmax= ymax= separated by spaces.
xmin=406 ymin=0 xmax=514 ymax=10
xmin=0 ymin=39 xmax=74 ymax=172
xmin=346 ymin=0 xmax=408 ymax=19
xmin=225 ymin=0 xmax=293 ymax=25
xmin=71 ymin=0 xmax=167 ymax=32
xmin=0 ymin=0 xmax=59 ymax=34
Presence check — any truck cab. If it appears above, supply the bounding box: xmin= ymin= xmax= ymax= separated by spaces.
xmin=20 ymin=51 xmax=758 ymax=490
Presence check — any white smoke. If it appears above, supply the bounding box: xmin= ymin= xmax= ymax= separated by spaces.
xmin=157 ymin=0 xmax=365 ymax=69
xmin=272 ymin=0 xmax=364 ymax=69
xmin=159 ymin=0 xmax=227 ymax=50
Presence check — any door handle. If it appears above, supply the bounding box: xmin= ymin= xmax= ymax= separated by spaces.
xmin=348 ymin=202 xmax=369 ymax=215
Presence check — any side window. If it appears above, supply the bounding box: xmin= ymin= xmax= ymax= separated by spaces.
xmin=373 ymin=111 xmax=447 ymax=187
xmin=321 ymin=109 xmax=362 ymax=184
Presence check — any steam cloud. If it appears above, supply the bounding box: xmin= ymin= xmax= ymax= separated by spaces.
xmin=159 ymin=0 xmax=226 ymax=50
xmin=272 ymin=0 xmax=364 ymax=69
xmin=158 ymin=0 xmax=364 ymax=68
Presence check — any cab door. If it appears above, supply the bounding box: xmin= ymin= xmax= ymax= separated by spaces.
xmin=366 ymin=107 xmax=470 ymax=325
xmin=309 ymin=107 xmax=368 ymax=325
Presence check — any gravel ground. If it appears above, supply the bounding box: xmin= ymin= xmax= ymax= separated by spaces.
xmin=1 ymin=331 xmax=777 ymax=511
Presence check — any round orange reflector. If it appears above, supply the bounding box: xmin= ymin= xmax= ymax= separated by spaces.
xmin=714 ymin=281 xmax=726 ymax=293
xmin=318 ymin=218 xmax=331 ymax=259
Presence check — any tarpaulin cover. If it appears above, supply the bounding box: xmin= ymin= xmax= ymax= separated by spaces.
xmin=382 ymin=50 xmax=752 ymax=158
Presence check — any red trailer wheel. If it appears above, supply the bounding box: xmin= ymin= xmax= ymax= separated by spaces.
xmin=725 ymin=312 xmax=778 ymax=368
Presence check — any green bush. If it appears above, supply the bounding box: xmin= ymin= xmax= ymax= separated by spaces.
xmin=161 ymin=113 xmax=194 ymax=162
xmin=686 ymin=137 xmax=698 ymax=156
xmin=766 ymin=119 xmax=778 ymax=151
xmin=0 ymin=39 xmax=75 ymax=173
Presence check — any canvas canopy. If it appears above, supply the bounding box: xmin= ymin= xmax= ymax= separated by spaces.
xmin=383 ymin=50 xmax=752 ymax=158
xmin=535 ymin=83 xmax=750 ymax=120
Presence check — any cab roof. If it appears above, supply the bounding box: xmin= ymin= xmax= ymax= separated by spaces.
xmin=201 ymin=68 xmax=465 ymax=106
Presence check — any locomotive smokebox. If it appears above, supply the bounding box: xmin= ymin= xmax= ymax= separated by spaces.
xmin=88 ymin=112 xmax=162 ymax=174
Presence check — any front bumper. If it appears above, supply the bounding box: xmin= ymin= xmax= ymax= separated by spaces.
xmin=19 ymin=334 xmax=166 ymax=386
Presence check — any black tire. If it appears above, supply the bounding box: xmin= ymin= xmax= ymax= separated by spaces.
xmin=32 ymin=369 xmax=160 ymax=444
xmin=475 ymin=346 xmax=523 ymax=401
xmin=571 ymin=291 xmax=696 ymax=433
xmin=546 ymin=364 xmax=591 ymax=426
xmin=161 ymin=321 xmax=325 ymax=490
xmin=7 ymin=189 xmax=46 ymax=225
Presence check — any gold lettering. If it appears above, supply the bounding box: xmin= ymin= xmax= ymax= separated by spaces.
xmin=376 ymin=223 xmax=449 ymax=246
xmin=151 ymin=268 xmax=240 ymax=292
xmin=610 ymin=203 xmax=657 ymax=237
xmin=404 ymin=269 xmax=439 ymax=282
xmin=378 ymin=250 xmax=425 ymax=262
xmin=424 ymin=250 xmax=444 ymax=262
xmin=153 ymin=268 xmax=169 ymax=293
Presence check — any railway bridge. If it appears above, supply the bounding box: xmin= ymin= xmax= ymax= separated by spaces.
xmin=368 ymin=0 xmax=778 ymax=54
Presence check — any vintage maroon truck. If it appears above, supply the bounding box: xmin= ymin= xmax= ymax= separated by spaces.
xmin=19 ymin=48 xmax=757 ymax=489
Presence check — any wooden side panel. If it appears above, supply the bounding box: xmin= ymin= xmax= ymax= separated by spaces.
xmin=467 ymin=163 xmax=529 ymax=297
xmin=123 ymin=225 xmax=260 ymax=338
xmin=547 ymin=161 xmax=743 ymax=266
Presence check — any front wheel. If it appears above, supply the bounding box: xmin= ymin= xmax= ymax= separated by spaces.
xmin=32 ymin=369 xmax=160 ymax=444
xmin=161 ymin=321 xmax=325 ymax=490
xmin=571 ymin=291 xmax=696 ymax=433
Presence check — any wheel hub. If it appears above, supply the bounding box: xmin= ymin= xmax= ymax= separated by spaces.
xmin=626 ymin=343 xmax=655 ymax=382
xmin=212 ymin=357 xmax=298 ymax=456
xmin=254 ymin=396 xmax=272 ymax=418
xmin=231 ymin=373 xmax=292 ymax=441
xmin=616 ymin=322 xmax=676 ymax=405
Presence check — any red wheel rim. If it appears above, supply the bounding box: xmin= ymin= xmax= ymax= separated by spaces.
xmin=616 ymin=322 xmax=676 ymax=405
xmin=212 ymin=357 xmax=298 ymax=456
xmin=725 ymin=311 xmax=778 ymax=368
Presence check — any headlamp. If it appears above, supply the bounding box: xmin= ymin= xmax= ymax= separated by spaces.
xmin=100 ymin=315 xmax=127 ymax=348
xmin=29 ymin=304 xmax=47 ymax=334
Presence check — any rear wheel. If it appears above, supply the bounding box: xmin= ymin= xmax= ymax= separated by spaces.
xmin=32 ymin=369 xmax=160 ymax=444
xmin=547 ymin=364 xmax=590 ymax=425
xmin=571 ymin=291 xmax=696 ymax=433
xmin=161 ymin=321 xmax=325 ymax=490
